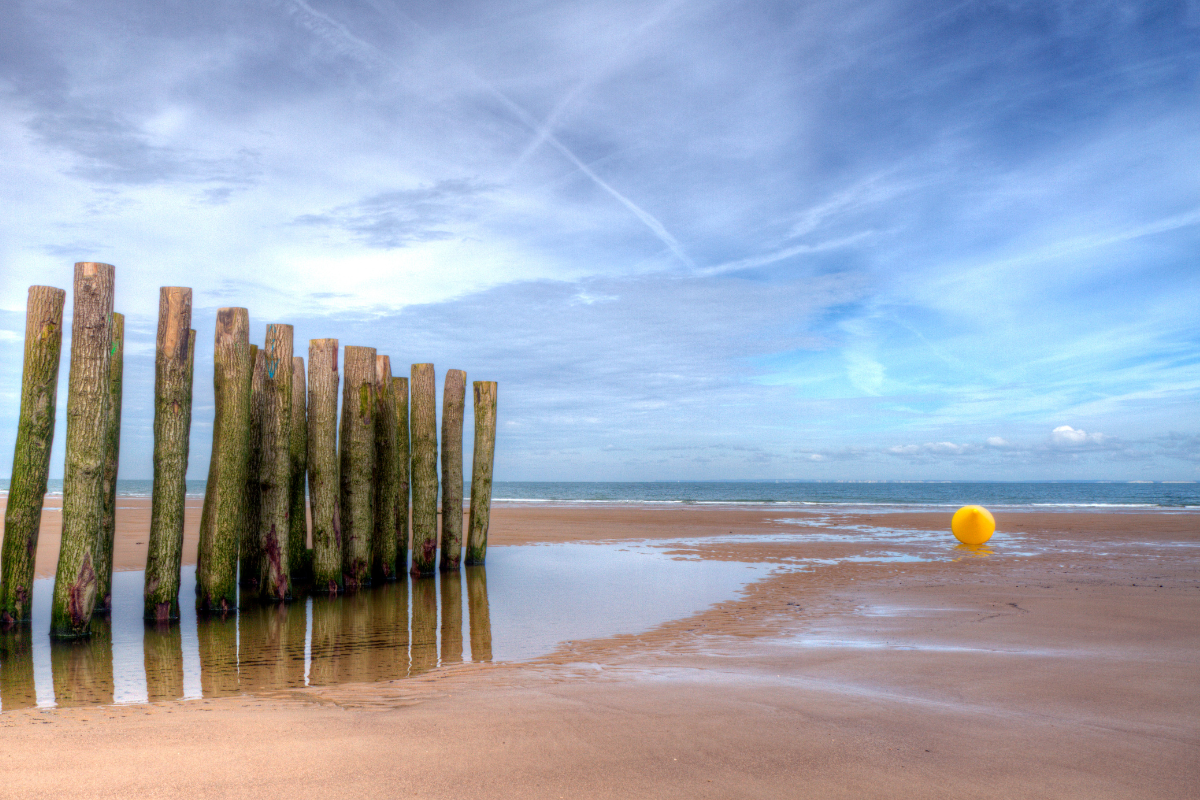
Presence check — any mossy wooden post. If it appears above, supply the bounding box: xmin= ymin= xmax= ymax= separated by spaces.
xmin=410 ymin=364 xmax=438 ymax=575
xmin=144 ymin=288 xmax=195 ymax=622
xmin=196 ymin=308 xmax=254 ymax=614
xmin=466 ymin=566 xmax=492 ymax=661
xmin=288 ymin=355 xmax=308 ymax=578
xmin=0 ymin=286 xmax=65 ymax=625
xmin=238 ymin=346 xmax=265 ymax=595
xmin=93 ymin=313 xmax=124 ymax=614
xmin=339 ymin=346 xmax=375 ymax=588
xmin=440 ymin=369 xmax=466 ymax=572
xmin=393 ymin=377 xmax=410 ymax=575
xmin=308 ymin=339 xmax=342 ymax=594
xmin=372 ymin=356 xmax=398 ymax=582
xmin=466 ymin=382 xmax=498 ymax=565
xmin=50 ymin=262 xmax=115 ymax=639
xmin=257 ymin=324 xmax=293 ymax=602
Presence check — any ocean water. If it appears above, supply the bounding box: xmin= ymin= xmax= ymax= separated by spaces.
xmin=2 ymin=479 xmax=1197 ymax=508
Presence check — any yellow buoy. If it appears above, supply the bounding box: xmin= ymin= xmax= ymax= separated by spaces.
xmin=952 ymin=505 xmax=995 ymax=545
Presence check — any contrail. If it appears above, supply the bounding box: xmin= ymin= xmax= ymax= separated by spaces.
xmin=280 ymin=0 xmax=694 ymax=267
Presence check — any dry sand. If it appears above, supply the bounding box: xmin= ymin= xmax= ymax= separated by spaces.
xmin=0 ymin=498 xmax=1196 ymax=798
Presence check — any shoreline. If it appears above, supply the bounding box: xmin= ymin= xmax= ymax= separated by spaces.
xmin=0 ymin=502 xmax=1194 ymax=796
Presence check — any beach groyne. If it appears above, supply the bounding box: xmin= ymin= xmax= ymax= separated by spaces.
xmin=0 ymin=267 xmax=498 ymax=637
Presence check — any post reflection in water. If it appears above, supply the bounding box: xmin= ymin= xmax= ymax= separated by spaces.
xmin=197 ymin=614 xmax=239 ymax=698
xmin=466 ymin=566 xmax=492 ymax=663
xmin=0 ymin=629 xmax=38 ymax=710
xmin=238 ymin=602 xmax=306 ymax=693
xmin=440 ymin=571 xmax=463 ymax=665
xmin=1 ymin=563 xmax=495 ymax=711
xmin=410 ymin=576 xmax=438 ymax=675
xmin=51 ymin=618 xmax=114 ymax=708
xmin=144 ymin=623 xmax=184 ymax=702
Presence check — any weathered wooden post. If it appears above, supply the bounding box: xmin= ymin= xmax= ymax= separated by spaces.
xmin=0 ymin=286 xmax=65 ymax=625
xmin=143 ymin=288 xmax=194 ymax=622
xmin=308 ymin=339 xmax=341 ymax=594
xmin=256 ymin=324 xmax=293 ymax=602
xmin=410 ymin=364 xmax=438 ymax=575
xmin=288 ymin=355 xmax=308 ymax=579
xmin=440 ymin=570 xmax=463 ymax=664
xmin=372 ymin=356 xmax=399 ymax=582
xmin=238 ymin=346 xmax=265 ymax=595
xmin=94 ymin=313 xmax=124 ymax=614
xmin=466 ymin=565 xmax=492 ymax=662
xmin=51 ymin=262 xmax=115 ymax=639
xmin=393 ymin=376 xmax=410 ymax=574
xmin=440 ymin=369 xmax=466 ymax=571
xmin=466 ymin=382 xmax=498 ymax=565
xmin=143 ymin=622 xmax=184 ymax=702
xmin=339 ymin=346 xmax=376 ymax=588
xmin=196 ymin=308 xmax=254 ymax=614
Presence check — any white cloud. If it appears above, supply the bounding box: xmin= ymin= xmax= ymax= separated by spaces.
xmin=986 ymin=436 xmax=1009 ymax=447
xmin=1051 ymin=425 xmax=1105 ymax=446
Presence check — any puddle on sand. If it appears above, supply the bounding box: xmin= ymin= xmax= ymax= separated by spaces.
xmin=0 ymin=543 xmax=770 ymax=711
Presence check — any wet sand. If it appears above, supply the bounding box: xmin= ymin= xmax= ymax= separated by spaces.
xmin=0 ymin=499 xmax=1196 ymax=797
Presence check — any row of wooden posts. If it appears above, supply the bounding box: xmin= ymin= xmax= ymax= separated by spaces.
xmin=0 ymin=263 xmax=498 ymax=639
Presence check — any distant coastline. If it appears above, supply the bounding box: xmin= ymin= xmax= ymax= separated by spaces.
xmin=2 ymin=479 xmax=1197 ymax=508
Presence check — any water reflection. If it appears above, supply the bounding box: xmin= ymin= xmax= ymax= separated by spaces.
xmin=952 ymin=544 xmax=995 ymax=560
xmin=51 ymin=618 xmax=114 ymax=707
xmin=1 ymin=541 xmax=770 ymax=710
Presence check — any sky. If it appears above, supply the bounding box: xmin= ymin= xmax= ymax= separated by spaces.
xmin=0 ymin=0 xmax=1197 ymax=482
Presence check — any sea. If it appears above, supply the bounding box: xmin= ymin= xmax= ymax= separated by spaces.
xmin=2 ymin=479 xmax=1197 ymax=509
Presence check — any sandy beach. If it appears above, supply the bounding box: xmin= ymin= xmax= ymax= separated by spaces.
xmin=0 ymin=499 xmax=1196 ymax=797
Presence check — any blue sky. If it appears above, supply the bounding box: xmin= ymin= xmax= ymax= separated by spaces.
xmin=0 ymin=0 xmax=1197 ymax=481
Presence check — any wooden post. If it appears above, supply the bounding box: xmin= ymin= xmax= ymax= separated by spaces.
xmin=94 ymin=313 xmax=124 ymax=614
xmin=393 ymin=377 xmax=410 ymax=575
xmin=143 ymin=622 xmax=184 ymax=702
xmin=256 ymin=324 xmax=293 ymax=602
xmin=308 ymin=339 xmax=341 ymax=594
xmin=440 ymin=570 xmax=463 ymax=664
xmin=466 ymin=382 xmax=498 ymax=565
xmin=288 ymin=355 xmax=309 ymax=579
xmin=440 ymin=369 xmax=466 ymax=571
xmin=238 ymin=346 xmax=264 ymax=594
xmin=466 ymin=565 xmax=492 ymax=662
xmin=372 ymin=356 xmax=398 ymax=582
xmin=51 ymin=262 xmax=115 ymax=639
xmin=0 ymin=286 xmax=65 ymax=625
xmin=339 ymin=346 xmax=375 ymax=588
xmin=409 ymin=364 xmax=438 ymax=575
xmin=196 ymin=308 xmax=254 ymax=614
xmin=143 ymin=288 xmax=194 ymax=622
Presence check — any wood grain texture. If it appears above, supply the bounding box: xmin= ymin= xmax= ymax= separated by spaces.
xmin=392 ymin=377 xmax=410 ymax=576
xmin=372 ymin=356 xmax=398 ymax=582
xmin=307 ymin=339 xmax=342 ymax=594
xmin=339 ymin=346 xmax=376 ymax=588
xmin=409 ymin=364 xmax=438 ymax=576
xmin=466 ymin=382 xmax=498 ymax=565
xmin=439 ymin=369 xmax=466 ymax=571
xmin=256 ymin=324 xmax=294 ymax=602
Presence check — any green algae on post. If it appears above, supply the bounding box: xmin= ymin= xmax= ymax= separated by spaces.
xmin=0 ymin=285 xmax=65 ymax=625
xmin=372 ymin=356 xmax=399 ymax=581
xmin=308 ymin=339 xmax=342 ymax=594
xmin=196 ymin=308 xmax=254 ymax=614
xmin=439 ymin=369 xmax=466 ymax=571
xmin=94 ymin=312 xmax=124 ymax=615
xmin=409 ymin=363 xmax=438 ymax=575
xmin=288 ymin=355 xmax=309 ymax=579
xmin=256 ymin=324 xmax=294 ymax=602
xmin=51 ymin=262 xmax=115 ymax=639
xmin=238 ymin=346 xmax=265 ymax=597
xmin=144 ymin=288 xmax=195 ymax=622
xmin=339 ymin=346 xmax=376 ymax=588
xmin=393 ymin=376 xmax=410 ymax=575
xmin=466 ymin=381 xmax=498 ymax=566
